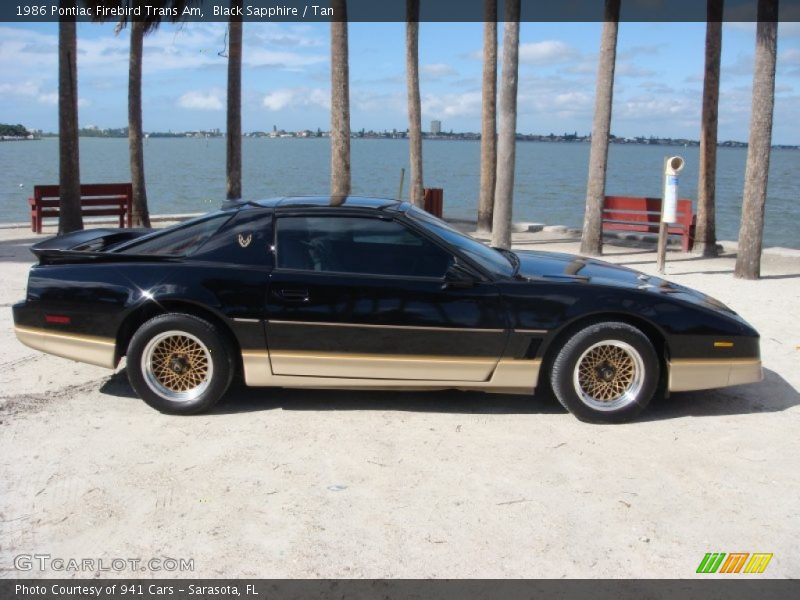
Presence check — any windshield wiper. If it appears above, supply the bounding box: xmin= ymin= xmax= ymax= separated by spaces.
xmin=494 ymin=247 xmax=520 ymax=277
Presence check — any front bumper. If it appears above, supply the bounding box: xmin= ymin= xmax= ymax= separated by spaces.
xmin=668 ymin=358 xmax=763 ymax=392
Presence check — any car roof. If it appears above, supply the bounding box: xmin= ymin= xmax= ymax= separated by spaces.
xmin=250 ymin=196 xmax=404 ymax=211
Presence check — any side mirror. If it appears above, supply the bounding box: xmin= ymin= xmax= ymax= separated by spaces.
xmin=442 ymin=262 xmax=476 ymax=289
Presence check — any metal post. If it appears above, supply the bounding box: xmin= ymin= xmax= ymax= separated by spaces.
xmin=397 ymin=168 xmax=406 ymax=201
xmin=657 ymin=156 xmax=685 ymax=274
xmin=656 ymin=222 xmax=669 ymax=273
xmin=657 ymin=157 xmax=668 ymax=273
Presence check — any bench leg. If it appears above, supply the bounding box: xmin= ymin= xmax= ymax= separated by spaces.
xmin=682 ymin=232 xmax=691 ymax=252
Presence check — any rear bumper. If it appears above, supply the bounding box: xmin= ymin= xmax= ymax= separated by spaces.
xmin=13 ymin=301 xmax=117 ymax=369
xmin=668 ymin=358 xmax=763 ymax=392
xmin=14 ymin=325 xmax=117 ymax=369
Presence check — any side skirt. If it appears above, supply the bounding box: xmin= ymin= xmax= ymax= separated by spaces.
xmin=241 ymin=350 xmax=540 ymax=395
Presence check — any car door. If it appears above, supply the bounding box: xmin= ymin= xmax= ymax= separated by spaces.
xmin=265 ymin=212 xmax=508 ymax=382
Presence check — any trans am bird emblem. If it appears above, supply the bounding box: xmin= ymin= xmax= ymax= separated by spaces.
xmin=237 ymin=233 xmax=253 ymax=248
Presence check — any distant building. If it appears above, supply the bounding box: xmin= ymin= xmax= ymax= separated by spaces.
xmin=430 ymin=120 xmax=442 ymax=135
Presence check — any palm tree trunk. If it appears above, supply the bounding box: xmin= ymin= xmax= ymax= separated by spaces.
xmin=477 ymin=0 xmax=498 ymax=234
xmin=330 ymin=0 xmax=351 ymax=197
xmin=490 ymin=0 xmax=520 ymax=250
xmin=735 ymin=0 xmax=778 ymax=280
xmin=579 ymin=0 xmax=620 ymax=256
xmin=406 ymin=0 xmax=423 ymax=207
xmin=226 ymin=3 xmax=243 ymax=201
xmin=128 ymin=20 xmax=150 ymax=227
xmin=695 ymin=0 xmax=724 ymax=257
xmin=58 ymin=9 xmax=83 ymax=234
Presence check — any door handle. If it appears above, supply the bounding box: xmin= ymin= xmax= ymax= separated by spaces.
xmin=276 ymin=287 xmax=310 ymax=303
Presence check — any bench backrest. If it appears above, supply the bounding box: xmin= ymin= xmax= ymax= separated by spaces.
xmin=603 ymin=196 xmax=694 ymax=226
xmin=33 ymin=183 xmax=132 ymax=205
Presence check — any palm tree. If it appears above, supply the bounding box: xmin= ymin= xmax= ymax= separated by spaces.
xmin=406 ymin=0 xmax=423 ymax=207
xmin=490 ymin=0 xmax=520 ymax=250
xmin=735 ymin=0 xmax=779 ymax=280
xmin=93 ymin=1 xmax=194 ymax=227
xmin=579 ymin=0 xmax=621 ymax=256
xmin=128 ymin=18 xmax=150 ymax=227
xmin=330 ymin=0 xmax=351 ymax=196
xmin=695 ymin=0 xmax=724 ymax=257
xmin=226 ymin=0 xmax=243 ymax=201
xmin=477 ymin=0 xmax=497 ymax=234
xmin=58 ymin=3 xmax=83 ymax=234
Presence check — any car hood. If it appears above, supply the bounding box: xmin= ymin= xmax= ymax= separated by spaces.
xmin=513 ymin=249 xmax=739 ymax=316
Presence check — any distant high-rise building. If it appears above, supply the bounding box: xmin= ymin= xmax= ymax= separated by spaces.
xmin=431 ymin=120 xmax=442 ymax=135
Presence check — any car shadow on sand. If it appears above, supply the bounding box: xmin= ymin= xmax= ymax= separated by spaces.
xmin=641 ymin=368 xmax=799 ymax=422
xmin=98 ymin=367 xmax=798 ymax=421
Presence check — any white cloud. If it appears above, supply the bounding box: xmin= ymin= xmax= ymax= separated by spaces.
xmin=246 ymin=49 xmax=326 ymax=69
xmin=515 ymin=75 xmax=594 ymax=122
xmin=262 ymin=87 xmax=329 ymax=111
xmin=618 ymin=44 xmax=664 ymax=61
xmin=177 ymin=88 xmax=225 ymax=111
xmin=616 ymin=62 xmax=657 ymax=78
xmin=519 ymin=41 xmax=580 ymax=65
xmin=421 ymin=63 xmax=458 ymax=78
xmin=422 ymin=91 xmax=482 ymax=118
xmin=783 ymin=48 xmax=800 ymax=64
xmin=0 ymin=80 xmax=87 ymax=107
xmin=262 ymin=89 xmax=295 ymax=111
xmin=351 ymin=89 xmax=405 ymax=114
xmin=618 ymin=94 xmax=697 ymax=119
xmin=0 ymin=23 xmax=325 ymax=81
xmin=245 ymin=24 xmax=324 ymax=48
xmin=37 ymin=92 xmax=58 ymax=105
xmin=723 ymin=53 xmax=755 ymax=77
xmin=727 ymin=21 xmax=800 ymax=38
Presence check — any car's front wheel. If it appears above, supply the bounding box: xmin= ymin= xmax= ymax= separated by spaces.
xmin=550 ymin=321 xmax=660 ymax=423
xmin=127 ymin=313 xmax=234 ymax=414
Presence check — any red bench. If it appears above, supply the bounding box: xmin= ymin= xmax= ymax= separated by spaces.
xmin=602 ymin=195 xmax=696 ymax=252
xmin=28 ymin=183 xmax=133 ymax=234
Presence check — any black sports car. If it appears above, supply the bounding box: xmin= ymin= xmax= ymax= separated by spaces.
xmin=13 ymin=196 xmax=762 ymax=422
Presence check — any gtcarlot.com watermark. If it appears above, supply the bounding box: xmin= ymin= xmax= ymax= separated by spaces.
xmin=14 ymin=553 xmax=194 ymax=573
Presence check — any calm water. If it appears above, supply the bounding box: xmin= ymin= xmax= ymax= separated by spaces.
xmin=1 ymin=137 xmax=797 ymax=248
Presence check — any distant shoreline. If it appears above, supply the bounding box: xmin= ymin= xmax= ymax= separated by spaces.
xmin=24 ymin=134 xmax=800 ymax=150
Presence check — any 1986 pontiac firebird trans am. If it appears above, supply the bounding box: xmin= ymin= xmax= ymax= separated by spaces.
xmin=13 ymin=196 xmax=763 ymax=423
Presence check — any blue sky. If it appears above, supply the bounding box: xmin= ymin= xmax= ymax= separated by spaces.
xmin=1 ymin=20 xmax=799 ymax=143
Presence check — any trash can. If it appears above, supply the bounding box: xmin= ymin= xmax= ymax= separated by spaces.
xmin=423 ymin=188 xmax=443 ymax=218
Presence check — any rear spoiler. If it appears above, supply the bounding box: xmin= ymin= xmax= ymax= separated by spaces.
xmin=31 ymin=228 xmax=156 ymax=265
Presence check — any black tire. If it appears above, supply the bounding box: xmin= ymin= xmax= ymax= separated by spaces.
xmin=550 ymin=321 xmax=659 ymax=423
xmin=127 ymin=313 xmax=234 ymax=415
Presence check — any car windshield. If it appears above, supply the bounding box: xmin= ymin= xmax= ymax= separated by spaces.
xmin=407 ymin=206 xmax=515 ymax=278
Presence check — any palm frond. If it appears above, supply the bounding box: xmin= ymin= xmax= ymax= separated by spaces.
xmin=85 ymin=1 xmax=203 ymax=34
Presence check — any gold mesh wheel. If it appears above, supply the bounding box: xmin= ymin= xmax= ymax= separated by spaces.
xmin=142 ymin=330 xmax=213 ymax=402
xmin=572 ymin=340 xmax=644 ymax=411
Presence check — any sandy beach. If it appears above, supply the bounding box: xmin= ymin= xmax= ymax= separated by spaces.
xmin=1 ymin=219 xmax=798 ymax=578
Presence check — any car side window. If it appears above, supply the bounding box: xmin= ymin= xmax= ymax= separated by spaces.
xmin=275 ymin=216 xmax=454 ymax=278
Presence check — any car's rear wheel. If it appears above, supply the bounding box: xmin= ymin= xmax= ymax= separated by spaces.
xmin=550 ymin=321 xmax=659 ymax=423
xmin=127 ymin=313 xmax=233 ymax=414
